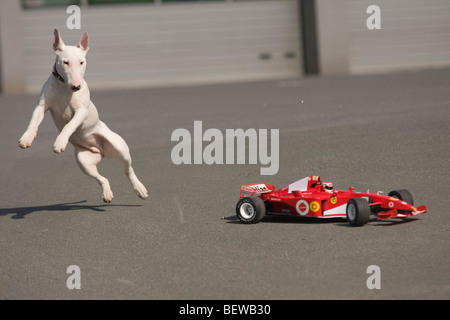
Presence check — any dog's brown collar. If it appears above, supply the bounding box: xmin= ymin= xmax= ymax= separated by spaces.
xmin=52 ymin=63 xmax=65 ymax=83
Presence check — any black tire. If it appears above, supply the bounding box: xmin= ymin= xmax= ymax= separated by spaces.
xmin=236 ymin=196 xmax=266 ymax=224
xmin=388 ymin=189 xmax=414 ymax=206
xmin=346 ymin=198 xmax=371 ymax=227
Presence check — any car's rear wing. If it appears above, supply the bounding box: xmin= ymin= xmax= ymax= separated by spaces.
xmin=239 ymin=183 xmax=275 ymax=199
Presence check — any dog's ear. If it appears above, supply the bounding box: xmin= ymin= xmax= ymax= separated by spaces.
xmin=53 ymin=28 xmax=65 ymax=53
xmin=77 ymin=32 xmax=89 ymax=53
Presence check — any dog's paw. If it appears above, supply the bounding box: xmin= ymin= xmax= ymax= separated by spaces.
xmin=102 ymin=189 xmax=114 ymax=203
xmin=18 ymin=132 xmax=35 ymax=149
xmin=52 ymin=136 xmax=68 ymax=154
xmin=134 ymin=182 xmax=148 ymax=200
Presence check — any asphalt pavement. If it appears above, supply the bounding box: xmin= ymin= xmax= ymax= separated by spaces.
xmin=1 ymin=68 xmax=449 ymax=300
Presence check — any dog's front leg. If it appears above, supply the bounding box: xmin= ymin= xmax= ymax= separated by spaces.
xmin=19 ymin=98 xmax=47 ymax=149
xmin=53 ymin=108 xmax=88 ymax=154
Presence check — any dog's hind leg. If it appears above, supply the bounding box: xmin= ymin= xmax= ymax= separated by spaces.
xmin=97 ymin=122 xmax=148 ymax=200
xmin=75 ymin=146 xmax=114 ymax=203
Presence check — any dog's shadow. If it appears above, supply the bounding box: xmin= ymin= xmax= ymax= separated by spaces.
xmin=0 ymin=200 xmax=141 ymax=219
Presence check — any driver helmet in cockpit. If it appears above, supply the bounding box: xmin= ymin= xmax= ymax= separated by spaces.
xmin=323 ymin=181 xmax=333 ymax=193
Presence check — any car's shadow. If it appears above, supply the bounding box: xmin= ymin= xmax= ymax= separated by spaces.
xmin=224 ymin=214 xmax=344 ymax=225
xmin=0 ymin=200 xmax=141 ymax=219
xmin=224 ymin=214 xmax=420 ymax=227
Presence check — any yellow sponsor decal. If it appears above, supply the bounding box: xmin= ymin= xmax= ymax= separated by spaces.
xmin=310 ymin=201 xmax=320 ymax=212
xmin=330 ymin=197 xmax=337 ymax=205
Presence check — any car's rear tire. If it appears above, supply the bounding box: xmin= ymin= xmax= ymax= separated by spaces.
xmin=236 ymin=196 xmax=266 ymax=224
xmin=388 ymin=189 xmax=414 ymax=206
xmin=346 ymin=198 xmax=371 ymax=227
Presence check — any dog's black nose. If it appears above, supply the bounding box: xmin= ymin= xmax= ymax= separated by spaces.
xmin=71 ymin=85 xmax=81 ymax=92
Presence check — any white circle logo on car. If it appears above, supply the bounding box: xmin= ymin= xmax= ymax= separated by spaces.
xmin=296 ymin=200 xmax=309 ymax=216
xmin=389 ymin=202 xmax=394 ymax=208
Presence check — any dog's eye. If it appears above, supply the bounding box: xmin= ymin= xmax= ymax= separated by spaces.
xmin=63 ymin=61 xmax=69 ymax=65
xmin=80 ymin=61 xmax=84 ymax=65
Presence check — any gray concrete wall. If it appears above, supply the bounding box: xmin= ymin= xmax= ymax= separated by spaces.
xmin=0 ymin=0 xmax=25 ymax=95
xmin=315 ymin=0 xmax=350 ymax=75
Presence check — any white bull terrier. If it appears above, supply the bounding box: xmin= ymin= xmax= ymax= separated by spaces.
xmin=18 ymin=29 xmax=148 ymax=203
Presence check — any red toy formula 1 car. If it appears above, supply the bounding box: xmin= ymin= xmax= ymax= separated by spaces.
xmin=236 ymin=175 xmax=427 ymax=226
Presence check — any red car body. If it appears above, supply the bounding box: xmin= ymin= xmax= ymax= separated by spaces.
xmin=237 ymin=175 xmax=427 ymax=226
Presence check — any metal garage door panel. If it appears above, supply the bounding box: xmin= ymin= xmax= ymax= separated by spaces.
xmin=22 ymin=0 xmax=302 ymax=93
xmin=346 ymin=0 xmax=450 ymax=74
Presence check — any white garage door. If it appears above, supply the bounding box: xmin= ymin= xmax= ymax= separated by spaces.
xmin=345 ymin=0 xmax=450 ymax=74
xmin=22 ymin=0 xmax=302 ymax=93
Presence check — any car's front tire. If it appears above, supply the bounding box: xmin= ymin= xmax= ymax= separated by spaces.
xmin=346 ymin=198 xmax=371 ymax=226
xmin=236 ymin=196 xmax=266 ymax=224
xmin=388 ymin=189 xmax=414 ymax=206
